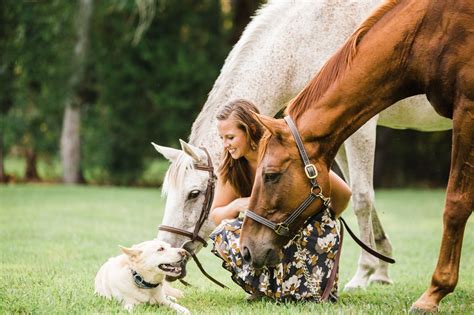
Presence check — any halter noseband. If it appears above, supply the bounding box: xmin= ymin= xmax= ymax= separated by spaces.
xmin=158 ymin=147 xmax=216 ymax=247
xmin=245 ymin=116 xmax=331 ymax=237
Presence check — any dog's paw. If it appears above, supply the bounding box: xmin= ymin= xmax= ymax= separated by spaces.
xmin=175 ymin=304 xmax=190 ymax=315
xmin=164 ymin=282 xmax=184 ymax=299
xmin=167 ymin=295 xmax=178 ymax=303
xmin=124 ymin=303 xmax=134 ymax=312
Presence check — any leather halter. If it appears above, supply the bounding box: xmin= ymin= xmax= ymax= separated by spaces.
xmin=246 ymin=116 xmax=331 ymax=237
xmin=245 ymin=116 xmax=396 ymax=264
xmin=158 ymin=147 xmax=216 ymax=247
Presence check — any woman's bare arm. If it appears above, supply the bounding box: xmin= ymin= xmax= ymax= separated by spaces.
xmin=329 ymin=170 xmax=352 ymax=217
xmin=209 ymin=178 xmax=249 ymax=225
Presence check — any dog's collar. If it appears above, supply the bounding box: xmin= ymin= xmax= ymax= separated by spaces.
xmin=131 ymin=270 xmax=161 ymax=289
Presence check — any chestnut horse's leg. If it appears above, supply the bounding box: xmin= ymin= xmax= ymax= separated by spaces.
xmin=412 ymin=98 xmax=473 ymax=312
xmin=341 ymin=117 xmax=394 ymax=290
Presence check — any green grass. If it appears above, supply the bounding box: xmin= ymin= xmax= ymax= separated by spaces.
xmin=0 ymin=185 xmax=472 ymax=314
xmin=4 ymin=156 xmax=170 ymax=186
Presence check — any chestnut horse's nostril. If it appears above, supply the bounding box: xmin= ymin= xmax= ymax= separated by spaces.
xmin=242 ymin=246 xmax=252 ymax=264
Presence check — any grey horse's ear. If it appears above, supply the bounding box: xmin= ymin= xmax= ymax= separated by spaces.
xmin=179 ymin=139 xmax=205 ymax=163
xmin=151 ymin=142 xmax=181 ymax=162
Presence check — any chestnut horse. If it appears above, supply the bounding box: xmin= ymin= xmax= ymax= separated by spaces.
xmin=154 ymin=0 xmax=451 ymax=291
xmin=240 ymin=0 xmax=473 ymax=312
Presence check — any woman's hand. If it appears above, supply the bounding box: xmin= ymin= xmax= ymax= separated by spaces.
xmin=230 ymin=197 xmax=250 ymax=215
xmin=210 ymin=197 xmax=250 ymax=225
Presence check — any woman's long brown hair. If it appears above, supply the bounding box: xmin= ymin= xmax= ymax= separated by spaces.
xmin=216 ymin=99 xmax=263 ymax=197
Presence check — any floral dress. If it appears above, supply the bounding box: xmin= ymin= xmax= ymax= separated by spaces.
xmin=210 ymin=208 xmax=341 ymax=302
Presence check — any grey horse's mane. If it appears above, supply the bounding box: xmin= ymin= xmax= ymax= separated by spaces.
xmin=189 ymin=0 xmax=286 ymax=143
xmin=162 ymin=153 xmax=194 ymax=197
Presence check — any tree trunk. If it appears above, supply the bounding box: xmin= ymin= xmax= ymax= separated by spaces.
xmin=60 ymin=0 xmax=93 ymax=184
xmin=61 ymin=105 xmax=82 ymax=183
xmin=25 ymin=147 xmax=40 ymax=181
xmin=0 ymin=135 xmax=6 ymax=183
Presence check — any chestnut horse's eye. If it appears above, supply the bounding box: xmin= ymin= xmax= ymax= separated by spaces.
xmin=187 ymin=190 xmax=201 ymax=200
xmin=264 ymin=173 xmax=281 ymax=183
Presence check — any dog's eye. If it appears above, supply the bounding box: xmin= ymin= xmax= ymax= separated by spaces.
xmin=264 ymin=173 xmax=281 ymax=183
xmin=187 ymin=190 xmax=201 ymax=200
xmin=157 ymin=247 xmax=164 ymax=252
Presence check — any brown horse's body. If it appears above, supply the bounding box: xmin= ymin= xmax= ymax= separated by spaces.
xmin=240 ymin=0 xmax=473 ymax=311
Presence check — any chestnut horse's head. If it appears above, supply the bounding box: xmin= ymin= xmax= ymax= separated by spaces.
xmin=240 ymin=114 xmax=331 ymax=268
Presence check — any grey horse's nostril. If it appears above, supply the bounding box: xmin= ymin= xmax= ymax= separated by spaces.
xmin=242 ymin=246 xmax=252 ymax=264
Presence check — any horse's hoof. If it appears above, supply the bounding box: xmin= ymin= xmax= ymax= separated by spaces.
xmin=343 ymin=281 xmax=367 ymax=292
xmin=368 ymin=274 xmax=393 ymax=286
xmin=409 ymin=301 xmax=439 ymax=313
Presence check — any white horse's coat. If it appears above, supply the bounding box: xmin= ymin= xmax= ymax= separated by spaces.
xmin=154 ymin=0 xmax=451 ymax=290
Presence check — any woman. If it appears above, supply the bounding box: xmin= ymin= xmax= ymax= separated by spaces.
xmin=210 ymin=99 xmax=351 ymax=302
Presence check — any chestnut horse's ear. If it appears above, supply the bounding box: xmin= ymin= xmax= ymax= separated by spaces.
xmin=251 ymin=112 xmax=284 ymax=136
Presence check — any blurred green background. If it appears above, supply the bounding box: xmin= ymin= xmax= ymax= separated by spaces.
xmin=0 ymin=0 xmax=451 ymax=187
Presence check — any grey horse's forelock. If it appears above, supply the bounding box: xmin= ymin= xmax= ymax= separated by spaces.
xmin=162 ymin=153 xmax=194 ymax=197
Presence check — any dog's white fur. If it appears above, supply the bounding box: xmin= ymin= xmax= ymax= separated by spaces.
xmin=95 ymin=239 xmax=190 ymax=314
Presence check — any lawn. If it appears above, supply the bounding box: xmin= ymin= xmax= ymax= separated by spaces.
xmin=0 ymin=185 xmax=472 ymax=314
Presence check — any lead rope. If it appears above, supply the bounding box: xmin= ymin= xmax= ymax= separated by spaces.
xmin=294 ymin=211 xmax=344 ymax=302
xmin=294 ymin=235 xmax=321 ymax=300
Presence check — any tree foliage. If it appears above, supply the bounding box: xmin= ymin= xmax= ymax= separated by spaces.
xmin=1 ymin=0 xmax=74 ymax=165
xmin=0 ymin=0 xmax=452 ymax=187
xmin=81 ymin=0 xmax=229 ymax=184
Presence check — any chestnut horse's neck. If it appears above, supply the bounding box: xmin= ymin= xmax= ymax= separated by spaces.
xmin=287 ymin=0 xmax=441 ymax=161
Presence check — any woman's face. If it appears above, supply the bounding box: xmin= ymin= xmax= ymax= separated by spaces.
xmin=217 ymin=119 xmax=250 ymax=160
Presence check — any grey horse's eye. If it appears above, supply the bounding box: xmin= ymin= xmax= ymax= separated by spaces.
xmin=187 ymin=190 xmax=201 ymax=200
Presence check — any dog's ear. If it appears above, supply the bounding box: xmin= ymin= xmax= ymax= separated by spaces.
xmin=119 ymin=245 xmax=142 ymax=258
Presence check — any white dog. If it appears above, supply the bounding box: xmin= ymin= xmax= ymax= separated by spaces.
xmin=95 ymin=239 xmax=190 ymax=314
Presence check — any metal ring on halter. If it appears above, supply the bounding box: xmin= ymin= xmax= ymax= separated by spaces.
xmin=274 ymin=223 xmax=290 ymax=236
xmin=310 ymin=185 xmax=323 ymax=196
xmin=181 ymin=240 xmax=196 ymax=255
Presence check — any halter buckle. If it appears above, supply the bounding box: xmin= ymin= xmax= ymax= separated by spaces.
xmin=274 ymin=223 xmax=290 ymax=236
xmin=304 ymin=164 xmax=318 ymax=179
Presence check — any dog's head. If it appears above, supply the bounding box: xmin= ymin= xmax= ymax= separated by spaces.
xmin=120 ymin=239 xmax=188 ymax=278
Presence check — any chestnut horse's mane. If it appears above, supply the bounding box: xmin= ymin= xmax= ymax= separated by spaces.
xmin=286 ymin=0 xmax=401 ymax=121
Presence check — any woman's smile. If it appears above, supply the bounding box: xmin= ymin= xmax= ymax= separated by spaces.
xmin=217 ymin=119 xmax=249 ymax=160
